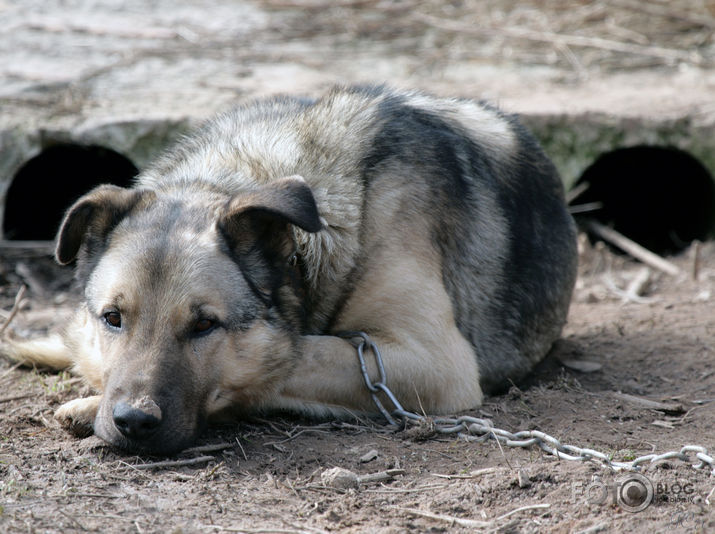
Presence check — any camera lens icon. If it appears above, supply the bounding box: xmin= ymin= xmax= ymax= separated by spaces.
xmin=616 ymin=474 xmax=654 ymax=512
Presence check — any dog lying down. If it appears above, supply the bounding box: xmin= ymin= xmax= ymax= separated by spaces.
xmin=2 ymin=85 xmax=577 ymax=455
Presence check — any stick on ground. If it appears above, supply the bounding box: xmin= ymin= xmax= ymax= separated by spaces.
xmin=0 ymin=285 xmax=27 ymax=337
xmin=586 ymin=220 xmax=681 ymax=276
xmin=129 ymin=455 xmax=216 ymax=470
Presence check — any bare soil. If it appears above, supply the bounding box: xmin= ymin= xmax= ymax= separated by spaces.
xmin=1 ymin=237 xmax=714 ymax=534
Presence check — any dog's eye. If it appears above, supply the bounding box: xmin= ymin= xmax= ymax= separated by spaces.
xmin=192 ymin=318 xmax=215 ymax=336
xmin=103 ymin=311 xmax=122 ymax=329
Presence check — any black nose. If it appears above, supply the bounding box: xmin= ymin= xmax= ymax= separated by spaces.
xmin=112 ymin=401 xmax=161 ymax=440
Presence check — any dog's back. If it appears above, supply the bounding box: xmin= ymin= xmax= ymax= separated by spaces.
xmin=139 ymin=85 xmax=578 ymax=392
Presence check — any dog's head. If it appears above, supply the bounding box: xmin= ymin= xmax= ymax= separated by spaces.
xmin=55 ymin=177 xmax=322 ymax=454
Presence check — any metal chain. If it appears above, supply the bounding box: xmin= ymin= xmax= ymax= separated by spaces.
xmin=338 ymin=331 xmax=715 ymax=476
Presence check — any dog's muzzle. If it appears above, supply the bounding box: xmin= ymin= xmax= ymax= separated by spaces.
xmin=112 ymin=396 xmax=162 ymax=441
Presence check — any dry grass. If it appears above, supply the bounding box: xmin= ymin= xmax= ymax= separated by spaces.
xmin=264 ymin=0 xmax=714 ymax=72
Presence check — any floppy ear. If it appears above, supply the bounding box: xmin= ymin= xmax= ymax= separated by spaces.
xmin=218 ymin=175 xmax=322 ymax=257
xmin=55 ymin=184 xmax=151 ymax=265
xmin=218 ymin=176 xmax=322 ymax=301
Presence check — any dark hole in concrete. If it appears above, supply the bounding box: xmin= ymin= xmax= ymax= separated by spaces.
xmin=573 ymin=146 xmax=715 ymax=255
xmin=3 ymin=144 xmax=138 ymax=240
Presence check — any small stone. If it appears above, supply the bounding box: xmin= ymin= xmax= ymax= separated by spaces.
xmin=517 ymin=469 xmax=532 ymax=488
xmin=359 ymin=449 xmax=378 ymax=463
xmin=321 ymin=467 xmax=359 ymax=490
xmin=559 ymin=358 xmax=602 ymax=373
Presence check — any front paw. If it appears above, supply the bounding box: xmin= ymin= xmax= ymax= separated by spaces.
xmin=54 ymin=396 xmax=101 ymax=438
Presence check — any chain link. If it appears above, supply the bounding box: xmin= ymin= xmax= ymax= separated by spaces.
xmin=339 ymin=331 xmax=715 ymax=476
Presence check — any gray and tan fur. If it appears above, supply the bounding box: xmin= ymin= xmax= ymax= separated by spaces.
xmin=1 ymin=85 xmax=577 ymax=454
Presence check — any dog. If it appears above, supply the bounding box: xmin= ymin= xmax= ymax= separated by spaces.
xmin=1 ymin=85 xmax=578 ymax=454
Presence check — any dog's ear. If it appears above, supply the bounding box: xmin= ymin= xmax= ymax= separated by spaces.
xmin=218 ymin=176 xmax=322 ymax=301
xmin=218 ymin=175 xmax=322 ymax=257
xmin=55 ymin=185 xmax=150 ymax=265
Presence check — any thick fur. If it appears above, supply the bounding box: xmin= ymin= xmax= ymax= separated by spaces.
xmin=1 ymin=85 xmax=577 ymax=454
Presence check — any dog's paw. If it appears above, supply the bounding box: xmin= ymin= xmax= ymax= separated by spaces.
xmin=54 ymin=396 xmax=101 ymax=438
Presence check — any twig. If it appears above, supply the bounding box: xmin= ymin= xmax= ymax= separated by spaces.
xmin=569 ymin=202 xmax=603 ymax=215
xmin=400 ymin=503 xmax=551 ymax=528
xmin=0 ymin=240 xmax=55 ymax=250
xmin=495 ymin=503 xmax=551 ymax=521
xmin=57 ymin=493 xmax=121 ymax=499
xmin=264 ymin=429 xmax=308 ymax=446
xmin=706 ymin=485 xmax=715 ymax=506
xmin=575 ymin=522 xmax=610 ymax=534
xmin=364 ymin=483 xmax=448 ymax=494
xmin=605 ymin=267 xmax=655 ymax=304
xmin=292 ymin=484 xmax=346 ymax=494
xmin=611 ymin=392 xmax=685 ymax=414
xmin=358 ymin=468 xmax=406 ymax=484
xmin=182 ymin=442 xmax=234 ymax=455
xmin=691 ymin=241 xmax=701 ymax=281
xmin=623 ymin=267 xmax=652 ymax=302
xmin=0 ymin=360 xmax=25 ymax=380
xmin=129 ymin=455 xmax=215 ymax=470
xmin=202 ymin=527 xmax=322 ymax=534
xmin=586 ymin=220 xmax=681 ymax=276
xmin=602 ymin=271 xmax=654 ymax=304
xmin=431 ymin=466 xmax=500 ymax=479
xmin=264 ymin=0 xmax=378 ymax=9
xmin=610 ymin=0 xmax=715 ymax=30
xmin=0 ymin=393 xmax=35 ymax=404
xmin=59 ymin=509 xmax=88 ymax=532
xmin=83 ymin=513 xmax=135 ymax=522
xmin=566 ymin=181 xmax=590 ymax=204
xmin=398 ymin=507 xmax=492 ymax=528
xmin=0 ymin=285 xmax=27 ymax=337
xmin=278 ymin=477 xmax=301 ymax=500
xmin=651 ymin=420 xmax=675 ymax=430
xmin=235 ymin=437 xmax=248 ymax=461
xmin=491 ymin=429 xmax=514 ymax=471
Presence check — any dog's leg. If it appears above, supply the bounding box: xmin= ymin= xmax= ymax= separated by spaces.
xmin=282 ymin=328 xmax=482 ymax=415
xmin=54 ymin=395 xmax=101 ymax=437
xmin=281 ymin=250 xmax=484 ymax=415
xmin=284 ymin=245 xmax=482 ymax=414
xmin=275 ymin=182 xmax=500 ymax=414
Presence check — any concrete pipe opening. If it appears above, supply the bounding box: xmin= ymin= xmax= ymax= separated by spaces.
xmin=3 ymin=144 xmax=138 ymax=241
xmin=572 ymin=146 xmax=715 ymax=255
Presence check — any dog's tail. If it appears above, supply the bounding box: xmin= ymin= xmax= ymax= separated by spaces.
xmin=0 ymin=334 xmax=73 ymax=371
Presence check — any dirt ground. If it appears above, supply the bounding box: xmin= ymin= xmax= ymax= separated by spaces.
xmin=1 ymin=240 xmax=714 ymax=534
xmin=2 ymin=0 xmax=715 ymax=532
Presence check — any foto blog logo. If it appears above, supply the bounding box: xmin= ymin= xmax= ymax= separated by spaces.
xmin=573 ymin=474 xmax=699 ymax=513
xmin=574 ymin=474 xmax=657 ymax=513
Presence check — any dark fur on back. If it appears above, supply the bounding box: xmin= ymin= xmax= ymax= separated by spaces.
xmin=340 ymin=88 xmax=577 ymax=390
